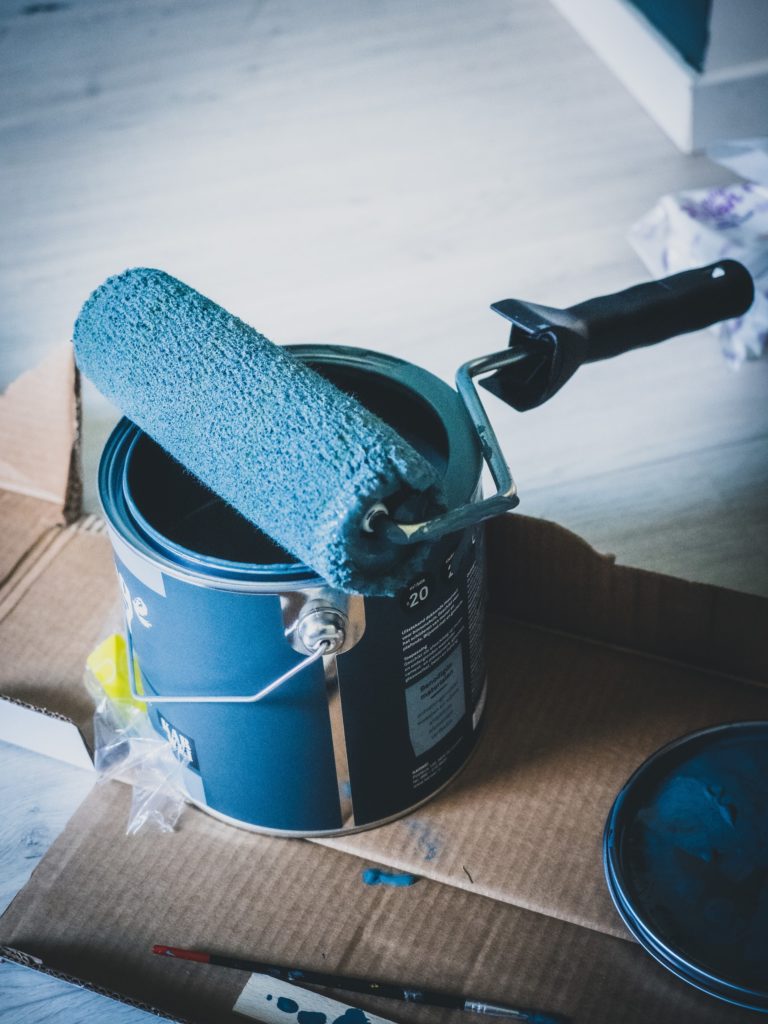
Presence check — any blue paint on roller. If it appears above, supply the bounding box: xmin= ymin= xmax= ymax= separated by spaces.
xmin=74 ymin=268 xmax=443 ymax=595
xmin=362 ymin=867 xmax=418 ymax=887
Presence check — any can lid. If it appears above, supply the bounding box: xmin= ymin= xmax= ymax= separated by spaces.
xmin=603 ymin=721 xmax=768 ymax=1013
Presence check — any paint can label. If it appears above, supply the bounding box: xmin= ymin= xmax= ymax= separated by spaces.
xmin=336 ymin=525 xmax=487 ymax=826
xmin=405 ymin=646 xmax=466 ymax=758
xmin=158 ymin=713 xmax=200 ymax=770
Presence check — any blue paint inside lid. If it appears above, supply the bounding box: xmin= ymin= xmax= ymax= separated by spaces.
xmin=604 ymin=722 xmax=768 ymax=1013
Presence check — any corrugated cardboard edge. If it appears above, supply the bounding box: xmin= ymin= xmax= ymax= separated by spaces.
xmin=0 ymin=695 xmax=94 ymax=771
xmin=0 ymin=946 xmax=188 ymax=1023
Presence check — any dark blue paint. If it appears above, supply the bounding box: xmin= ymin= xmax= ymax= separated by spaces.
xmin=604 ymin=722 xmax=768 ymax=1012
xmin=277 ymin=996 xmax=300 ymax=1013
xmin=332 ymin=1011 xmax=371 ymax=1024
xmin=297 ymin=1012 xmax=327 ymax=1023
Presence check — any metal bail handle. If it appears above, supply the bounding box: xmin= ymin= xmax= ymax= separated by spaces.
xmin=373 ymin=346 xmax=528 ymax=546
xmin=125 ymin=605 xmax=346 ymax=705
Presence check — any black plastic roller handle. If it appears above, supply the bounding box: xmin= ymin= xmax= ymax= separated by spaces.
xmin=569 ymin=259 xmax=754 ymax=362
xmin=485 ymin=260 xmax=755 ymax=410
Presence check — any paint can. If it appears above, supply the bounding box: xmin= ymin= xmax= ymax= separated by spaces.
xmin=99 ymin=345 xmax=488 ymax=836
xmin=603 ymin=721 xmax=768 ymax=1014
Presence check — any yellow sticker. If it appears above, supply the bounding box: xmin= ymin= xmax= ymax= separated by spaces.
xmin=86 ymin=633 xmax=146 ymax=710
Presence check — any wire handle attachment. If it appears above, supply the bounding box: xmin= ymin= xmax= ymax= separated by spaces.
xmin=372 ymin=347 xmax=527 ymax=546
xmin=125 ymin=605 xmax=345 ymax=705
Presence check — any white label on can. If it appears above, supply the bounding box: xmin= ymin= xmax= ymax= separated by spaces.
xmin=405 ymin=646 xmax=466 ymax=758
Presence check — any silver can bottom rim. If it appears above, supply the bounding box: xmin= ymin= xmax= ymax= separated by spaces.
xmin=182 ymin=730 xmax=482 ymax=839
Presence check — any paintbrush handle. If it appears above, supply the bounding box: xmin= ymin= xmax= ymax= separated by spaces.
xmin=218 ymin=958 xmax=464 ymax=1009
xmin=152 ymin=946 xmax=569 ymax=1023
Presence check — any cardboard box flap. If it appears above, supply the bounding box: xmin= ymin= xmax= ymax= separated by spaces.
xmin=0 ymin=343 xmax=80 ymax=511
xmin=0 ymin=519 xmax=119 ymax=752
xmin=487 ymin=516 xmax=768 ymax=684
xmin=0 ymin=780 xmax=759 ymax=1024
xmin=0 ymin=345 xmax=81 ymax=585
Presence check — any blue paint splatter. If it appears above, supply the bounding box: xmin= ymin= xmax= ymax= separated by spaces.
xmin=277 ymin=996 xmax=300 ymax=1013
xmin=362 ymin=868 xmax=418 ymax=887
xmin=405 ymin=819 xmax=442 ymax=861
xmin=332 ymin=1011 xmax=371 ymax=1023
xmin=297 ymin=1012 xmax=327 ymax=1023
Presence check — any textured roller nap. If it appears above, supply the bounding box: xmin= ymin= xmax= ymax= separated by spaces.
xmin=74 ymin=268 xmax=443 ymax=595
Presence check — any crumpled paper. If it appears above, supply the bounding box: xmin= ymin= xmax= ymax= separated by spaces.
xmin=630 ymin=138 xmax=768 ymax=366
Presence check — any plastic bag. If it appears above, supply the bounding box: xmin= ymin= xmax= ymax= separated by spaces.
xmin=629 ymin=138 xmax=768 ymax=366
xmin=85 ymin=633 xmax=189 ymax=835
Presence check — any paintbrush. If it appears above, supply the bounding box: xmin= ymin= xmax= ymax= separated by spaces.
xmin=152 ymin=945 xmax=570 ymax=1023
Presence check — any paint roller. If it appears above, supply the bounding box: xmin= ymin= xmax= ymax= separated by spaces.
xmin=74 ymin=268 xmax=445 ymax=596
xmin=74 ymin=260 xmax=755 ymax=597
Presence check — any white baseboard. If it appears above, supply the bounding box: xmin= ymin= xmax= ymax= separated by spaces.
xmin=550 ymin=0 xmax=768 ymax=153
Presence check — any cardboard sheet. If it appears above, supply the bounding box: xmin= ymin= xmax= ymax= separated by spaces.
xmin=0 ymin=521 xmax=118 ymax=752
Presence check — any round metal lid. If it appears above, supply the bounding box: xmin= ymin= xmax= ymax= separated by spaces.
xmin=604 ymin=721 xmax=768 ymax=1013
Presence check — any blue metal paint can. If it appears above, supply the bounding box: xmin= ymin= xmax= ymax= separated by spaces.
xmin=604 ymin=721 xmax=768 ymax=1013
xmin=99 ymin=346 xmax=489 ymax=836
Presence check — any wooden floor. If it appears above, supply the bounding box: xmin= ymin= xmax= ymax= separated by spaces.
xmin=0 ymin=0 xmax=766 ymax=1019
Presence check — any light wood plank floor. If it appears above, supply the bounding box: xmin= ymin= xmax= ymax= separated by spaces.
xmin=0 ymin=1 xmax=766 ymax=1018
